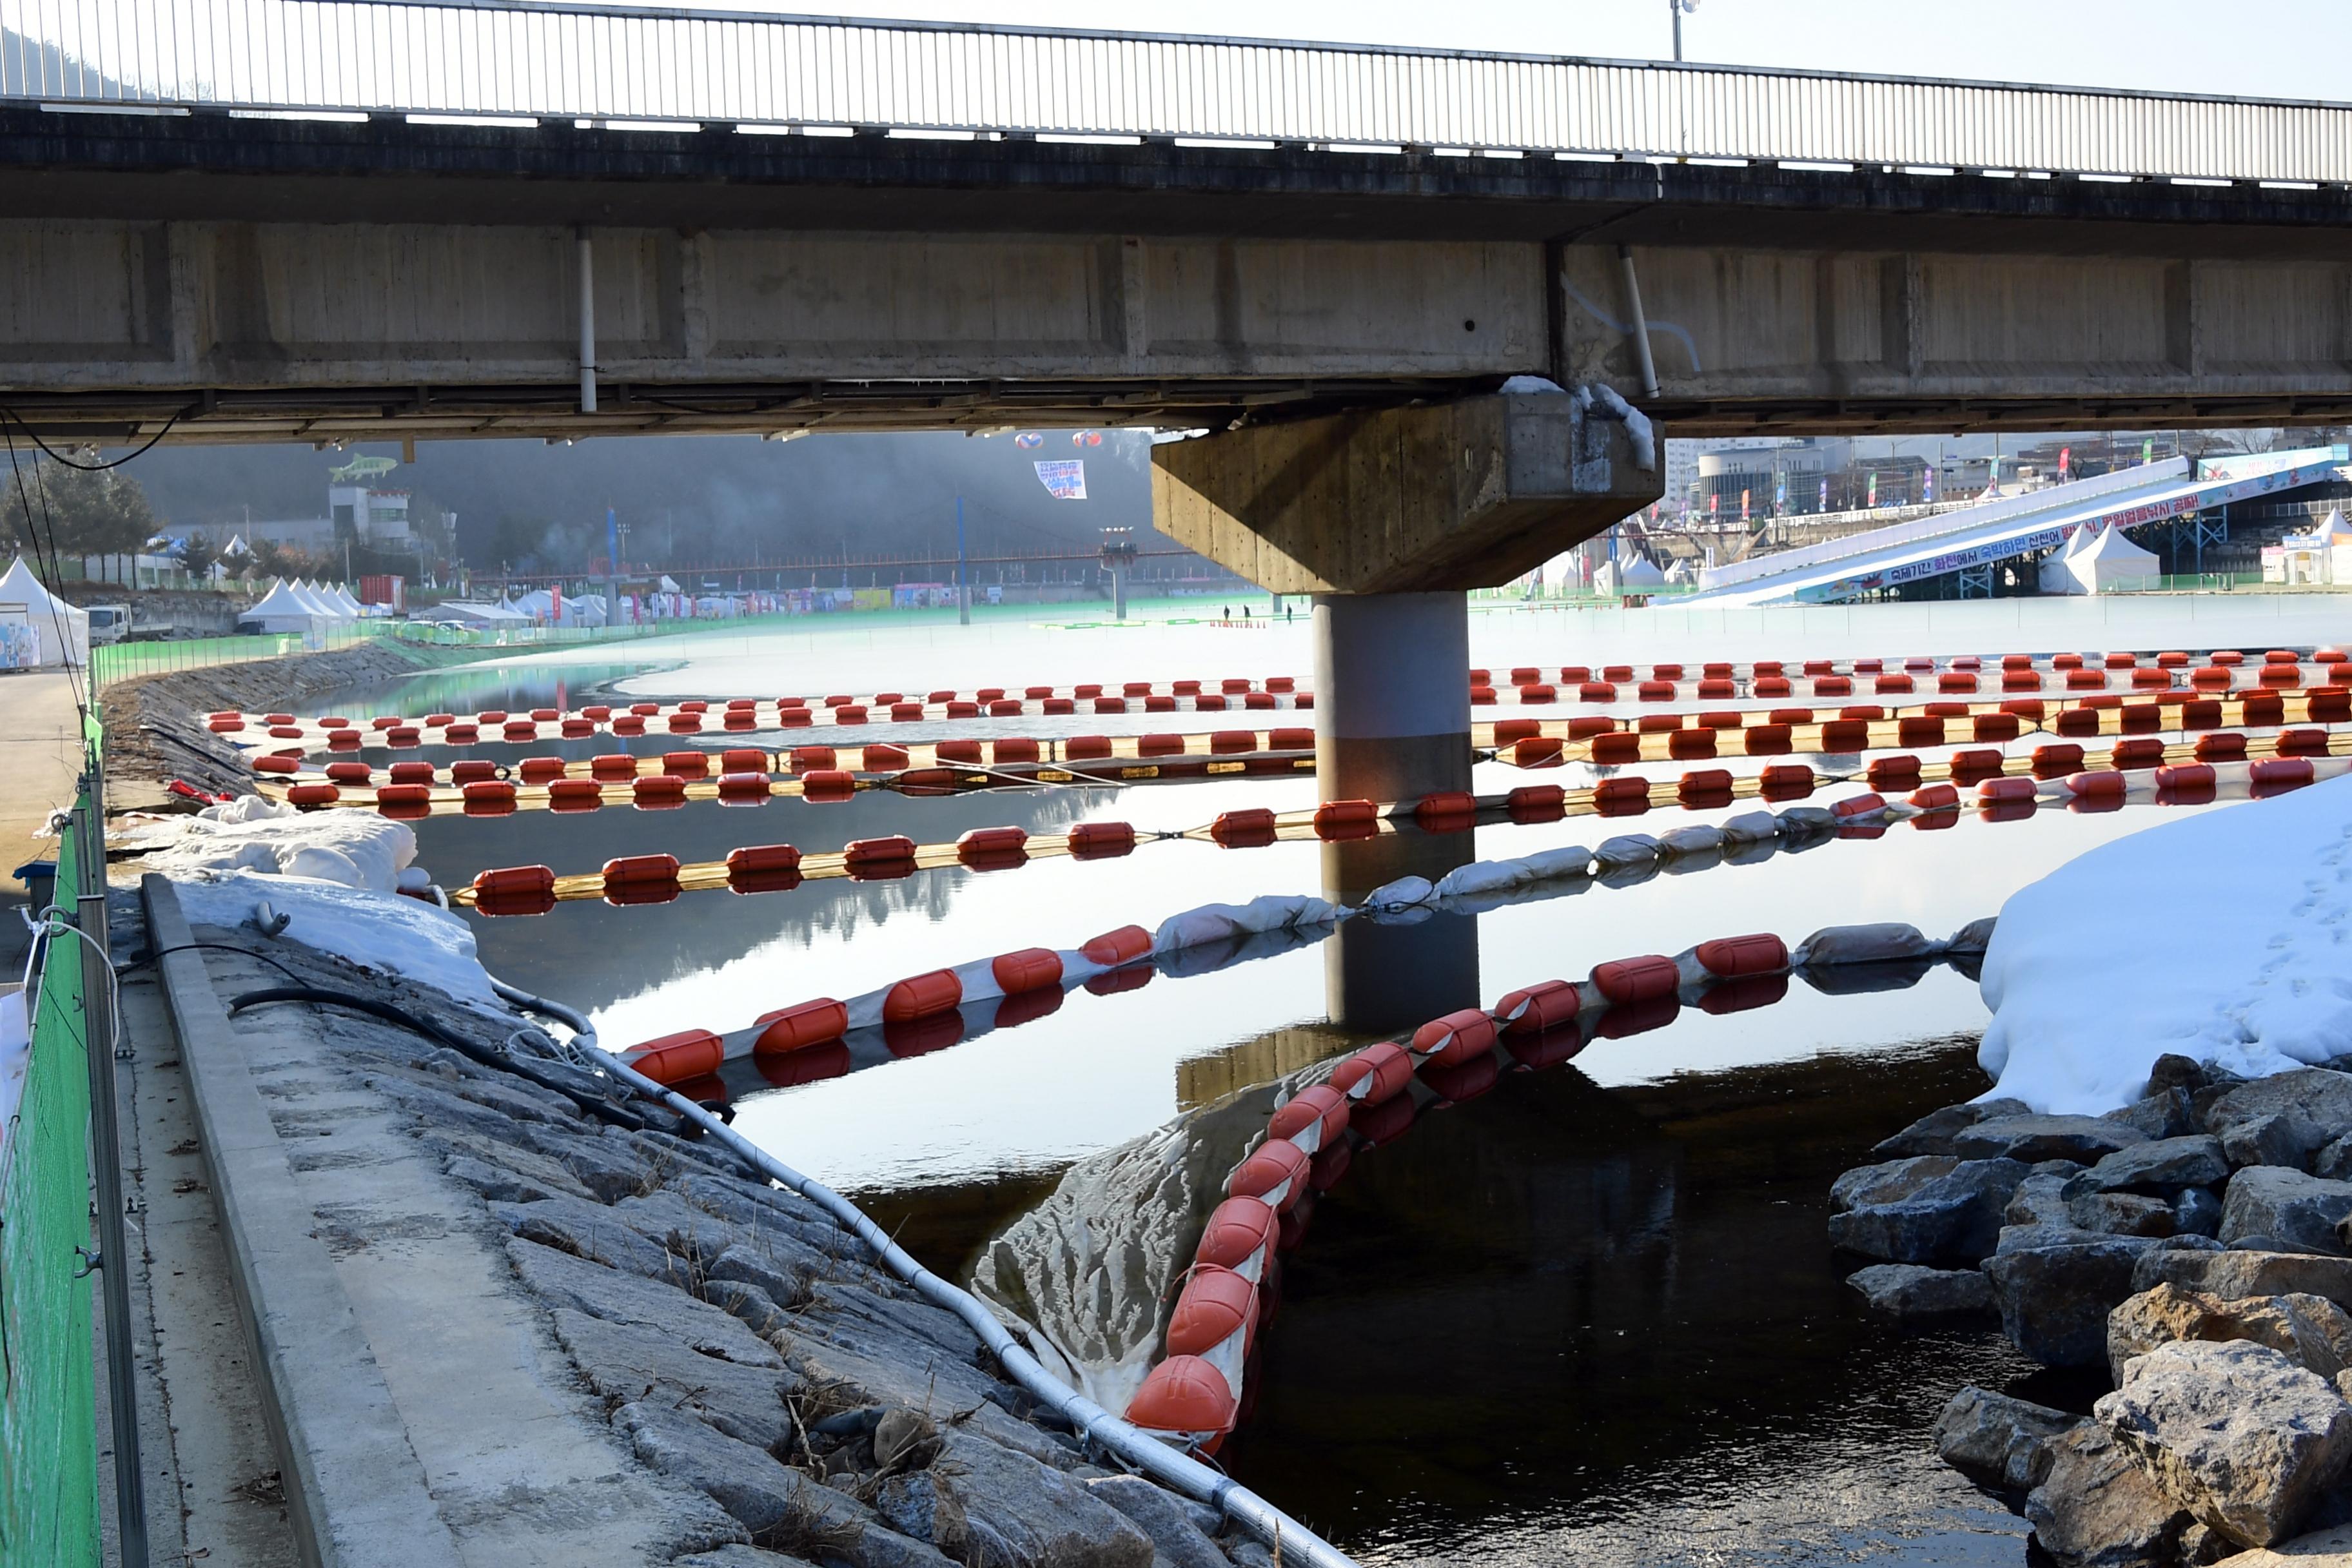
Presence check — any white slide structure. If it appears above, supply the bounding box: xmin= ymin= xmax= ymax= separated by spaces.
xmin=1683 ymin=447 xmax=2349 ymax=607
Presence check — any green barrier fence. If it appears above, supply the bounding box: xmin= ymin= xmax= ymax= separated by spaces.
xmin=0 ymin=788 xmax=101 ymax=1567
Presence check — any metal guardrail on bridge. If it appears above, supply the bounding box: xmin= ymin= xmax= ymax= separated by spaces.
xmin=3 ymin=1 xmax=2351 ymax=184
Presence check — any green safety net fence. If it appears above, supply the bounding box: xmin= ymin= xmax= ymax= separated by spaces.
xmin=0 ymin=792 xmax=101 ymax=1567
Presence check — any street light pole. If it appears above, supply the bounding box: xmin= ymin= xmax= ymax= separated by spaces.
xmin=1669 ymin=0 xmax=1700 ymax=62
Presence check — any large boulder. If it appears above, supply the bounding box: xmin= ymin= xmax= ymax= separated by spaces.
xmin=873 ymin=1433 xmax=1154 ymax=1568
xmin=2106 ymin=1087 xmax=2198 ymax=1142
xmin=2025 ymin=1422 xmax=2193 ymax=1568
xmin=1959 ymin=1115 xmax=2151 ymax=1165
xmin=1827 ymin=1157 xmax=2032 ymax=1264
xmin=2178 ymin=1190 xmax=2226 ymax=1239
xmin=617 ymin=1400 xmax=956 ymax=1567
xmin=2075 ymin=1137 xmax=2233 ymax=1198
xmin=1933 ymin=1385 xmax=2087 ymax=1494
xmin=2222 ymin=1170 xmax=2352 ymax=1256
xmin=2135 ymin=1250 xmax=2352 ymax=1313
xmin=2317 ymin=1133 xmax=2352 ymax=1183
xmin=1874 ymin=1099 xmax=2032 ymax=1158
xmin=2011 ymin=1164 xmax=2093 ymax=1226
xmin=2204 ymin=1071 xmax=2352 ymax=1145
xmin=506 ymin=1237 xmax=783 ymax=1365
xmin=2205 ymin=1522 xmax=2352 ymax=1565
xmin=2224 ymin=1114 xmax=2328 ymax=1174
xmin=1846 ymin=1264 xmax=1997 ymax=1323
xmin=1831 ymin=1155 xmax=1955 ymax=1211
xmin=549 ymin=1308 xmax=796 ymax=1449
xmin=2110 ymin=1284 xmax=2352 ymax=1383
xmin=1988 ymin=1236 xmax=2168 ymax=1366
xmin=1082 ymin=1476 xmax=1229 ymax=1568
xmin=2096 ymin=1339 xmax=2352 ymax=1549
xmin=2070 ymin=1192 xmax=2180 ymax=1239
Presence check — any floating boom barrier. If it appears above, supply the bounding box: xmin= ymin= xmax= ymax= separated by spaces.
xmin=198 ymin=643 xmax=2352 ymax=747
xmin=404 ymin=727 xmax=2352 ymax=912
xmin=1122 ymin=916 xmax=1999 ymax=1449
xmin=599 ymin=758 xmax=2315 ymax=1102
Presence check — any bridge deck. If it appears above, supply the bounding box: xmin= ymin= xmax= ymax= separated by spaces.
xmin=1685 ymin=450 xmax=2350 ymax=606
xmin=6 ymin=0 xmax=2352 ymax=184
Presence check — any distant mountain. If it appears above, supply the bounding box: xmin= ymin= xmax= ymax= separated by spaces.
xmin=122 ymin=428 xmax=1157 ymax=572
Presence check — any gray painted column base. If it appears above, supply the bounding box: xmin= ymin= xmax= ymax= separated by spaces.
xmin=1311 ymin=591 xmax=1473 ymax=804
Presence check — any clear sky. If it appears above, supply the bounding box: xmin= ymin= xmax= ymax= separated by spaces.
xmin=653 ymin=0 xmax=2349 ymax=102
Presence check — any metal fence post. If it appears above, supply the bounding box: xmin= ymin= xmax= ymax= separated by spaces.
xmin=74 ymin=749 xmax=147 ymax=1568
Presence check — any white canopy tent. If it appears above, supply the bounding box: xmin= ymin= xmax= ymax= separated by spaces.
xmin=1596 ymin=554 xmax=1667 ymax=594
xmin=2066 ymin=525 xmax=2164 ymax=595
xmin=239 ymin=578 xmax=333 ymax=633
xmin=0 ymin=555 xmax=90 ymax=669
xmin=2039 ymin=522 xmax=2098 ymax=593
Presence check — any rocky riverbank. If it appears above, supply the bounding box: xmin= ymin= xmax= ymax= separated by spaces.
xmin=1833 ymin=1056 xmax=2352 ymax=1565
xmin=103 ymin=639 xmax=448 ymax=808
xmin=165 ymin=885 xmax=1273 ymax=1568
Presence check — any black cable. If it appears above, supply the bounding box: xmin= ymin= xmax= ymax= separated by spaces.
xmin=226 ymin=985 xmax=653 ymax=1132
xmin=0 ymin=405 xmax=193 ymax=470
xmin=1 ymin=418 xmax=86 ymax=718
xmin=124 ymin=941 xmax=309 ymax=985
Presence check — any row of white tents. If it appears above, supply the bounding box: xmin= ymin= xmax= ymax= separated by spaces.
xmin=237 ymin=578 xmax=382 ymax=632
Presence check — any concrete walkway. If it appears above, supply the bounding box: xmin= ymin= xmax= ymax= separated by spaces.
xmin=0 ymin=669 xmax=86 ymax=974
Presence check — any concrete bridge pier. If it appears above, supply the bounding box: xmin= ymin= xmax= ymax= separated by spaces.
xmin=1156 ymin=387 xmax=1661 ymax=1030
xmin=1313 ymin=591 xmax=1472 ymax=805
xmin=1155 ymin=386 xmax=1663 ymax=805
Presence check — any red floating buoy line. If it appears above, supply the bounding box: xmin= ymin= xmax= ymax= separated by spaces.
xmin=244 ymin=730 xmax=1323 ymax=814
xmin=443 ymin=734 xmax=2348 ymax=913
xmin=206 ymin=681 xmax=1314 ymax=743
xmin=596 ymin=745 xmax=2312 ymax=1108
xmin=197 ymin=643 xmax=2352 ymax=743
xmin=1124 ymin=915 xmax=1997 ymax=1449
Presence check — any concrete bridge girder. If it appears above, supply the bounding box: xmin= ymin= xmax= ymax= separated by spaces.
xmin=2 ymin=217 xmax=2349 ymax=441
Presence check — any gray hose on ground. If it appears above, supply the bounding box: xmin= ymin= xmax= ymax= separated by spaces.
xmin=486 ymin=977 xmax=1357 ymax=1568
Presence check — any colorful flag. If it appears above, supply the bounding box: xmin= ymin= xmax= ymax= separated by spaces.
xmin=1868 ymin=473 xmax=1879 ymax=508
xmin=2142 ymin=438 xmax=2155 ymax=466
xmin=1923 ymin=469 xmax=1936 ymax=504
xmin=1819 ymin=478 xmax=1828 ymax=510
xmin=1035 ymin=460 xmax=1088 ymax=499
xmin=2059 ymin=446 xmax=2072 ymax=479
xmin=1741 ymin=489 xmax=1751 ymax=521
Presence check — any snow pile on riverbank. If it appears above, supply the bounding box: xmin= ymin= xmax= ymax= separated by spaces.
xmin=135 ymin=801 xmax=416 ymax=892
xmin=1979 ymin=776 xmax=2352 ymax=1113
xmin=174 ymin=870 xmax=499 ymax=1006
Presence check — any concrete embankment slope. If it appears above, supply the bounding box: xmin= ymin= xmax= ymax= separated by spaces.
xmin=140 ymin=873 xmax=1262 ymax=1568
xmin=103 ymin=640 xmax=463 ymax=810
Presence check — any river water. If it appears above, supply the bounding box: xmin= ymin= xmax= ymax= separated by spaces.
xmin=295 ymin=594 xmax=2308 ymax=1564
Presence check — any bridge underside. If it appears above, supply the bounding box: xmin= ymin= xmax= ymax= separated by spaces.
xmin=1 ymin=110 xmax=2349 ymax=447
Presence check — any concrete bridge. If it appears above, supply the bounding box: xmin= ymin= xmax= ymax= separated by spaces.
xmin=6 ymin=0 xmax=2351 ymax=810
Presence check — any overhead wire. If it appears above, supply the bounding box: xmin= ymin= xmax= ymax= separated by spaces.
xmin=1 ymin=418 xmax=88 ymax=718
